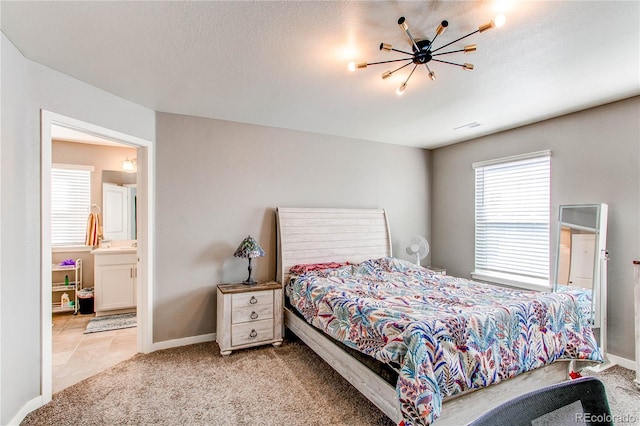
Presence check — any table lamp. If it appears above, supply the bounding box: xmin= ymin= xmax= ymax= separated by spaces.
xmin=233 ymin=235 xmax=265 ymax=285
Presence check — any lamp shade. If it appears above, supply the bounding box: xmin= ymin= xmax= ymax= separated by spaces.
xmin=233 ymin=235 xmax=265 ymax=259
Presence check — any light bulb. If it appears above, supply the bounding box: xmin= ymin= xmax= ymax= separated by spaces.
xmin=397 ymin=82 xmax=407 ymax=95
xmin=494 ymin=14 xmax=506 ymax=28
xmin=348 ymin=61 xmax=356 ymax=72
xmin=382 ymin=71 xmax=392 ymax=79
xmin=429 ymin=71 xmax=436 ymax=81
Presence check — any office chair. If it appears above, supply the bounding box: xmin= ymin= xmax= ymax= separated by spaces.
xmin=469 ymin=377 xmax=613 ymax=426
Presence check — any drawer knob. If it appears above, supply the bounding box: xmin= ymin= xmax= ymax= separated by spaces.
xmin=249 ymin=329 xmax=257 ymax=338
xmin=249 ymin=296 xmax=258 ymax=305
xmin=250 ymin=311 xmax=258 ymax=320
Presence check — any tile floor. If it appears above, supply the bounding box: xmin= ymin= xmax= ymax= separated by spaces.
xmin=52 ymin=312 xmax=138 ymax=393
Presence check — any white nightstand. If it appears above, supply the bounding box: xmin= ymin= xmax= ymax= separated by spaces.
xmin=216 ymin=281 xmax=283 ymax=356
xmin=426 ymin=266 xmax=447 ymax=275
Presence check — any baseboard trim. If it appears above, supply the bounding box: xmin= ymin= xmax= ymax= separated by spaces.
xmin=150 ymin=333 xmax=216 ymax=352
xmin=607 ymin=353 xmax=636 ymax=371
xmin=8 ymin=395 xmax=43 ymax=426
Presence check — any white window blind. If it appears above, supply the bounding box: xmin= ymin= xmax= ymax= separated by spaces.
xmin=473 ymin=151 xmax=550 ymax=286
xmin=51 ymin=165 xmax=93 ymax=246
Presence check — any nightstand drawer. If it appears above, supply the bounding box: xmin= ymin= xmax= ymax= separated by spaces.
xmin=231 ymin=319 xmax=274 ymax=346
xmin=232 ymin=290 xmax=273 ymax=307
xmin=232 ymin=304 xmax=273 ymax=324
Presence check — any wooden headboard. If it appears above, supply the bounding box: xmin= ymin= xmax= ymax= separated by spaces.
xmin=276 ymin=207 xmax=392 ymax=285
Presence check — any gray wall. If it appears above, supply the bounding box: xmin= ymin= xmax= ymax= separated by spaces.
xmin=154 ymin=112 xmax=431 ymax=342
xmin=0 ymin=34 xmax=154 ymax=424
xmin=431 ymin=96 xmax=640 ymax=361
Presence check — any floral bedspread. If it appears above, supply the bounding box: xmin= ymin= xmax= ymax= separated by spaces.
xmin=286 ymin=257 xmax=602 ymax=426
xmin=556 ymin=284 xmax=594 ymax=322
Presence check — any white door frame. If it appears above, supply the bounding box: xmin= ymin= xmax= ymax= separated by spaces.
xmin=40 ymin=110 xmax=154 ymax=403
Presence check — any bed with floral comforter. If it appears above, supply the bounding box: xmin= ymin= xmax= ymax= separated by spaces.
xmin=556 ymin=284 xmax=594 ymax=322
xmin=286 ymin=257 xmax=602 ymax=426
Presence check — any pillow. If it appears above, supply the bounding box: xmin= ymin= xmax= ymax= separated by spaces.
xmin=289 ymin=262 xmax=350 ymax=274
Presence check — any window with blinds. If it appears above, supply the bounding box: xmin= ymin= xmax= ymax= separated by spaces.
xmin=472 ymin=151 xmax=551 ymax=288
xmin=51 ymin=165 xmax=93 ymax=246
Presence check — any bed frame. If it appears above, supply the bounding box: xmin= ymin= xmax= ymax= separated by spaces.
xmin=276 ymin=207 xmax=572 ymax=425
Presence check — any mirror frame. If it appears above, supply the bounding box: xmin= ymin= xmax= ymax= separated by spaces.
xmin=553 ymin=203 xmax=608 ymax=353
xmin=101 ymin=170 xmax=137 ymax=241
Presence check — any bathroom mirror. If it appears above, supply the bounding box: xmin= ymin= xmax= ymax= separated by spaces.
xmin=102 ymin=171 xmax=137 ymax=241
xmin=554 ymin=204 xmax=608 ymax=351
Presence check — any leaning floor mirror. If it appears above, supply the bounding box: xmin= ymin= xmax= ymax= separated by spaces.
xmin=554 ymin=204 xmax=609 ymax=361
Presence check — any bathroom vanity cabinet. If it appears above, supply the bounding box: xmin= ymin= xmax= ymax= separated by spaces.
xmin=92 ymin=249 xmax=137 ymax=316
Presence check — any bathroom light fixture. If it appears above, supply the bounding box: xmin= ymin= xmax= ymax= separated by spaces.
xmin=122 ymin=157 xmax=136 ymax=172
xmin=233 ymin=235 xmax=266 ymax=285
xmin=349 ymin=13 xmax=505 ymax=95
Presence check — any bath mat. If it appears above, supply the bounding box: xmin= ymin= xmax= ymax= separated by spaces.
xmin=84 ymin=313 xmax=136 ymax=334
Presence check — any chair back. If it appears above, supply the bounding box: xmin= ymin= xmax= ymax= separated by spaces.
xmin=469 ymin=377 xmax=612 ymax=426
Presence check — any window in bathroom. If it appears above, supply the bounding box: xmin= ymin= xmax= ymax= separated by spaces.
xmin=51 ymin=164 xmax=94 ymax=246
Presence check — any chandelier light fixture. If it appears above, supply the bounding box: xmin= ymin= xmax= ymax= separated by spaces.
xmin=349 ymin=13 xmax=506 ymax=95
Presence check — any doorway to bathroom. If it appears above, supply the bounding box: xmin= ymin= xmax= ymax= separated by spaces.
xmin=40 ymin=110 xmax=154 ymax=403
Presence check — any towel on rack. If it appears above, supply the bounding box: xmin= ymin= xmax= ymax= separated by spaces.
xmin=85 ymin=213 xmax=102 ymax=246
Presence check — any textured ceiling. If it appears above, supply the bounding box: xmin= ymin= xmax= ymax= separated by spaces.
xmin=2 ymin=1 xmax=639 ymax=149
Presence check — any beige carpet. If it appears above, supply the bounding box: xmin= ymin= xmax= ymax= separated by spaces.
xmin=23 ymin=338 xmax=639 ymax=425
xmin=23 ymin=339 xmax=393 ymax=426
xmin=584 ymin=365 xmax=640 ymax=423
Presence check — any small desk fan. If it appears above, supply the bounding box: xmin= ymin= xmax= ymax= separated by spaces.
xmin=405 ymin=236 xmax=430 ymax=266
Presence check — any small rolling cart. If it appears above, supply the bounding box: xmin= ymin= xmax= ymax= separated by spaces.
xmin=52 ymin=258 xmax=82 ymax=314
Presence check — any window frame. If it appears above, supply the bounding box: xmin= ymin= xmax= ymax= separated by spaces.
xmin=471 ymin=150 xmax=551 ymax=291
xmin=51 ymin=163 xmax=94 ymax=248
